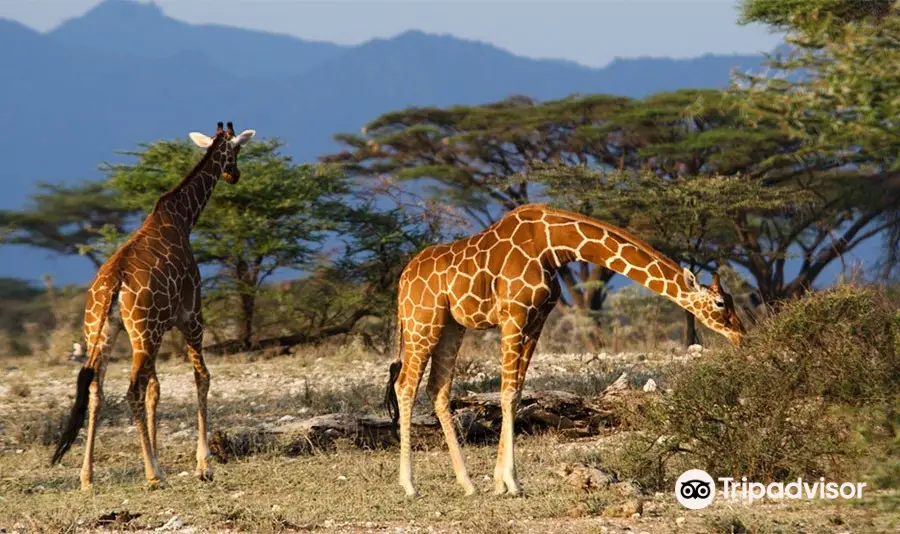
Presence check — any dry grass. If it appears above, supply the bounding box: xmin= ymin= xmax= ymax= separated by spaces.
xmin=1 ymin=343 xmax=898 ymax=533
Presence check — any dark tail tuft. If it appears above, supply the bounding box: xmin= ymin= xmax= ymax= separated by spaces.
xmin=51 ymin=367 xmax=94 ymax=465
xmin=384 ymin=360 xmax=402 ymax=439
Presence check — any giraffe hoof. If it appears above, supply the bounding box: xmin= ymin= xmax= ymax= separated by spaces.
xmin=197 ymin=468 xmax=214 ymax=482
xmin=462 ymin=485 xmax=477 ymax=497
xmin=147 ymin=479 xmax=165 ymax=491
xmin=80 ymin=481 xmax=93 ymax=492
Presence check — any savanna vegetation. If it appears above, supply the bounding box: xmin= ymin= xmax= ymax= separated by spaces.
xmin=2 ymin=0 xmax=900 ymax=532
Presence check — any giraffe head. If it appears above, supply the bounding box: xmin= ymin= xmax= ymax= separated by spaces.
xmin=188 ymin=121 xmax=256 ymax=184
xmin=682 ymin=268 xmax=745 ymax=346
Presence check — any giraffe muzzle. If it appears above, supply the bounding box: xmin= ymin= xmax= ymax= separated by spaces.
xmin=222 ymin=170 xmax=240 ymax=184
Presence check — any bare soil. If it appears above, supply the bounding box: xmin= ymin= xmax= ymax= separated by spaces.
xmin=1 ymin=348 xmax=896 ymax=533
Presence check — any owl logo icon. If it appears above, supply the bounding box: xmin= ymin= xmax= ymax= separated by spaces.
xmin=675 ymin=469 xmax=716 ymax=509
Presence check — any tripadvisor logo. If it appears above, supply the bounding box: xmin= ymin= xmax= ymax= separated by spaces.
xmin=675 ymin=469 xmax=868 ymax=509
xmin=675 ymin=469 xmax=715 ymax=510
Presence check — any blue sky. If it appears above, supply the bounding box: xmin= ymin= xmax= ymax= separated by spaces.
xmin=1 ymin=0 xmax=783 ymax=67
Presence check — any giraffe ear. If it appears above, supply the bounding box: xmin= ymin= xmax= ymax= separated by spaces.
xmin=683 ymin=267 xmax=700 ymax=292
xmin=231 ymin=129 xmax=256 ymax=147
xmin=189 ymin=132 xmax=215 ymax=148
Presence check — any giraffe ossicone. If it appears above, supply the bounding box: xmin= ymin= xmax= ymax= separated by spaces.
xmin=385 ymin=203 xmax=744 ymax=498
xmin=51 ymin=121 xmax=256 ymax=491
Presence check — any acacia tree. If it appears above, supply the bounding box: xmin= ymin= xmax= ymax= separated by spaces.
xmin=323 ymin=88 xmax=817 ymax=337
xmin=0 ymin=181 xmax=136 ymax=268
xmin=737 ymin=0 xmax=900 ymax=277
xmin=104 ymin=138 xmax=348 ymax=349
xmin=323 ymin=94 xmax=642 ymax=313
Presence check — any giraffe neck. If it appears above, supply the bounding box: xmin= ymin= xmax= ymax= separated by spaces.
xmin=153 ymin=145 xmax=224 ymax=232
xmin=541 ymin=210 xmax=692 ymax=307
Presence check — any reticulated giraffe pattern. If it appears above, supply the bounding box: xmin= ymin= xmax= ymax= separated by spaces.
xmin=51 ymin=122 xmax=256 ymax=491
xmin=389 ymin=203 xmax=744 ymax=498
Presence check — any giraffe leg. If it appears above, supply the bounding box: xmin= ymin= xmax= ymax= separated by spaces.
xmin=182 ymin=324 xmax=213 ymax=482
xmin=126 ymin=338 xmax=165 ymax=488
xmin=515 ymin=315 xmax=548 ymax=395
xmin=425 ymin=323 xmax=475 ymax=496
xmin=179 ymin=272 xmax=213 ymax=481
xmin=146 ymin=366 xmax=160 ymax=454
xmin=79 ymin=317 xmax=121 ymax=491
xmin=494 ymin=318 xmax=527 ymax=496
xmin=396 ymin=326 xmax=439 ymax=498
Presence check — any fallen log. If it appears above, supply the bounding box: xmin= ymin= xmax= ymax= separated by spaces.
xmin=209 ymin=377 xmax=637 ymax=461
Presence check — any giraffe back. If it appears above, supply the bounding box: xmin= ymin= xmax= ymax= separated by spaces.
xmin=398 ymin=206 xmax=557 ymax=331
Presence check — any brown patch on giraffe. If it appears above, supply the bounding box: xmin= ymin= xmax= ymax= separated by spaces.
xmin=450 ymin=273 xmax=473 ymax=297
xmin=648 ymin=279 xmax=665 ymax=294
xmin=487 ymin=240 xmax=512 ymax=273
xmin=665 ymin=281 xmax=680 ymax=299
xmin=608 ymin=258 xmax=628 ymax=273
xmin=522 ymin=261 xmax=544 ymax=286
xmin=501 ymin=248 xmax=529 ymax=278
xmin=511 ymin=223 xmax=534 ymax=248
xmin=620 ymin=245 xmax=650 ymax=267
xmin=629 ymin=269 xmax=649 ymax=285
xmin=577 ymin=222 xmax=606 ymax=241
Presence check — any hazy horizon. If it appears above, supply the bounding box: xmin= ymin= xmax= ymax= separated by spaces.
xmin=1 ymin=0 xmax=783 ymax=68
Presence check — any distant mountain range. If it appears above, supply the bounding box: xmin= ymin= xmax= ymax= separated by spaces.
xmin=0 ymin=0 xmax=772 ymax=284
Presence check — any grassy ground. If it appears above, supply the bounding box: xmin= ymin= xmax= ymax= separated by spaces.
xmin=1 ymin=347 xmax=897 ymax=533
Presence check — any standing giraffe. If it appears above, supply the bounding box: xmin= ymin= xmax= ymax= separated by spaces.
xmin=51 ymin=122 xmax=256 ymax=490
xmin=385 ymin=203 xmax=744 ymax=498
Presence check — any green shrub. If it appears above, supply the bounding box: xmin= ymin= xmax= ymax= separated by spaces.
xmin=612 ymin=284 xmax=900 ymax=489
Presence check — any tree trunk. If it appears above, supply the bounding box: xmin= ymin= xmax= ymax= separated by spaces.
xmin=683 ymin=310 xmax=698 ymax=347
xmin=235 ymin=259 xmax=258 ymax=350
xmin=240 ymin=292 xmax=255 ymax=350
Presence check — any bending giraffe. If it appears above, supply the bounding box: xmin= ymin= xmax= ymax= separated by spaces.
xmin=385 ymin=203 xmax=744 ymax=498
xmin=51 ymin=122 xmax=256 ymax=490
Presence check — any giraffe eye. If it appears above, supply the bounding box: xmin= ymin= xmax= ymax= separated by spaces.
xmin=714 ymin=298 xmax=725 ymax=308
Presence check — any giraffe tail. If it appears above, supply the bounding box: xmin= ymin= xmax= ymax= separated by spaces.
xmin=384 ymin=321 xmax=403 ymax=439
xmin=51 ymin=277 xmax=121 ymax=466
xmin=51 ymin=367 xmax=94 ymax=465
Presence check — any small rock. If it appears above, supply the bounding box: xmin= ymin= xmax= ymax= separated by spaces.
xmin=156 ymin=515 xmax=184 ymax=531
xmin=563 ymin=464 xmax=613 ymax=492
xmin=15 ymin=449 xmax=23 ymax=454
xmin=642 ymin=379 xmax=658 ymax=392
xmin=230 ymin=491 xmax=245 ymax=500
xmin=602 ymin=499 xmax=643 ymax=518
xmin=178 ymin=471 xmax=189 ymax=477
xmin=676 ymin=517 xmax=686 ymax=526
xmin=641 ymin=501 xmax=661 ymax=517
xmin=337 ymin=475 xmax=348 ymax=481
xmin=687 ymin=344 xmax=703 ymax=354
xmin=278 ymin=415 xmax=295 ymax=423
